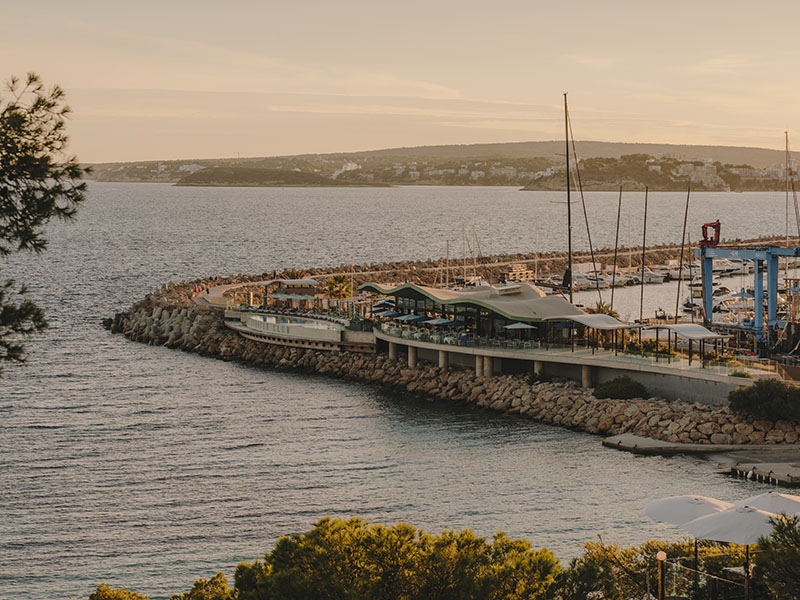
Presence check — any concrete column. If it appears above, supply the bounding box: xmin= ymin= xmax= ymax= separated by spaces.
xmin=483 ymin=355 xmax=493 ymax=377
xmin=534 ymin=360 xmax=543 ymax=375
xmin=581 ymin=364 xmax=593 ymax=388
xmin=438 ymin=350 xmax=449 ymax=370
xmin=408 ymin=345 xmax=417 ymax=368
xmin=475 ymin=354 xmax=484 ymax=377
xmin=388 ymin=341 xmax=397 ymax=361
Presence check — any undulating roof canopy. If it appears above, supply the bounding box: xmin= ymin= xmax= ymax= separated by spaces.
xmin=544 ymin=313 xmax=640 ymax=330
xmin=646 ymin=323 xmax=725 ymax=340
xmin=359 ymin=282 xmax=583 ymax=322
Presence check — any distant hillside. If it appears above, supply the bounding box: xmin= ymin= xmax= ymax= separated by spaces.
xmin=522 ymin=153 xmax=789 ymax=192
xmin=286 ymin=140 xmax=786 ymax=169
xmin=174 ymin=167 xmax=386 ymax=187
xmin=87 ymin=140 xmax=789 ymax=185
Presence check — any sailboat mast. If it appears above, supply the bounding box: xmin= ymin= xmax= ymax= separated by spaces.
xmin=535 ymin=223 xmax=540 ymax=282
xmin=675 ymin=186 xmax=691 ymax=323
xmin=787 ymin=131 xmax=791 ymax=276
xmin=564 ymin=93 xmax=573 ymax=303
xmin=462 ymin=224 xmax=467 ymax=281
xmin=639 ymin=187 xmax=648 ymax=336
xmin=610 ymin=185 xmax=622 ymax=313
xmin=445 ymin=239 xmax=450 ymax=287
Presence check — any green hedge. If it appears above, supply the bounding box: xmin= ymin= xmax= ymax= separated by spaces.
xmin=728 ymin=378 xmax=800 ymax=421
xmin=594 ymin=376 xmax=648 ymax=400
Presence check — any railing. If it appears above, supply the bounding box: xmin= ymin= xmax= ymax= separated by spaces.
xmin=377 ymin=323 xmax=769 ymax=379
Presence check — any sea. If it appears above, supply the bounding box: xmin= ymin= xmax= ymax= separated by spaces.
xmin=1 ymin=183 xmax=783 ymax=600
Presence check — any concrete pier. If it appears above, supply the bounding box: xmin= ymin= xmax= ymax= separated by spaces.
xmin=438 ymin=350 xmax=449 ymax=370
xmin=483 ymin=355 xmax=493 ymax=377
xmin=372 ymin=329 xmax=754 ymax=404
xmin=408 ymin=345 xmax=417 ymax=368
xmin=581 ymin=365 xmax=593 ymax=388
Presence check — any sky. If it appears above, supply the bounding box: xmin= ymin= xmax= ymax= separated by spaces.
xmin=2 ymin=0 xmax=800 ymax=162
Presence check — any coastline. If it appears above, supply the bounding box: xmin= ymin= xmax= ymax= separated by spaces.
xmin=104 ymin=282 xmax=800 ymax=453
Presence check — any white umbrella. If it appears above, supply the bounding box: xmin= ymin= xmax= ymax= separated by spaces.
xmin=734 ymin=491 xmax=800 ymax=516
xmin=645 ymin=495 xmax=733 ymax=526
xmin=683 ymin=505 xmax=783 ymax=599
xmin=683 ymin=505 xmax=780 ymax=546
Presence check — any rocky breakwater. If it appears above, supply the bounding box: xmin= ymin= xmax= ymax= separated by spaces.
xmin=105 ymin=294 xmax=800 ymax=446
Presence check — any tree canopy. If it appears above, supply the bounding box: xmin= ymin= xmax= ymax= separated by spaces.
xmin=0 ymin=72 xmax=88 ymax=373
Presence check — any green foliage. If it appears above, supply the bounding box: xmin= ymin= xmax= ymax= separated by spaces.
xmin=755 ymin=515 xmax=800 ymax=599
xmin=594 ymin=376 xmax=648 ymax=400
xmin=233 ymin=560 xmax=270 ymax=600
xmin=90 ymin=519 xmax=791 ymax=600
xmin=176 ymin=167 xmax=349 ymax=187
xmin=551 ymin=538 xmax=747 ymax=600
xmin=1 ymin=73 xmax=88 ymax=374
xmin=729 ymin=368 xmax=754 ymax=379
xmin=88 ymin=584 xmax=150 ymax=600
xmin=233 ymin=517 xmax=560 ymax=600
xmin=585 ymin=300 xmax=620 ymax=320
xmin=280 ymin=268 xmax=306 ymax=280
xmin=0 ymin=279 xmax=47 ymax=370
xmin=169 ymin=573 xmax=233 ymax=600
xmin=728 ymin=378 xmax=800 ymax=421
xmin=326 ymin=274 xmax=351 ymax=299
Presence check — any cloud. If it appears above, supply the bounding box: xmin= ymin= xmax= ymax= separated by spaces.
xmin=685 ymin=55 xmax=752 ymax=74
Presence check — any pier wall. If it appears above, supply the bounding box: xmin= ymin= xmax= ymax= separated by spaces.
xmin=105 ymin=297 xmax=800 ymax=446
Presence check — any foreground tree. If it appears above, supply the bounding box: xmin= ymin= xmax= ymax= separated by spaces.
xmin=88 ymin=584 xmax=149 ymax=600
xmin=0 ymin=72 xmax=89 ymax=373
xmin=756 ymin=515 xmax=800 ymax=600
xmin=169 ymin=572 xmax=234 ymax=600
xmin=234 ymin=517 xmax=560 ymax=600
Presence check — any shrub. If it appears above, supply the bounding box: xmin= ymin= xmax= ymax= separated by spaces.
xmin=88 ymin=585 xmax=149 ymax=600
xmin=728 ymin=378 xmax=800 ymax=421
xmin=594 ymin=376 xmax=648 ymax=400
xmin=729 ymin=369 xmax=753 ymax=379
xmin=755 ymin=515 xmax=800 ymax=599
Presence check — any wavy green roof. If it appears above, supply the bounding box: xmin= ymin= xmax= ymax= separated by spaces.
xmin=359 ymin=281 xmax=583 ymax=322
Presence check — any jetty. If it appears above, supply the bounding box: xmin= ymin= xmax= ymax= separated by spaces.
xmin=192 ymin=273 xmax=787 ymax=406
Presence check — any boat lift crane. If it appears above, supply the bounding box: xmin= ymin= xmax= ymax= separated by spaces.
xmin=695 ymin=243 xmax=800 ymax=346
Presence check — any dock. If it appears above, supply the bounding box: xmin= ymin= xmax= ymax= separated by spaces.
xmin=602 ymin=433 xmax=781 ymax=456
xmin=730 ymin=463 xmax=800 ymax=487
xmin=604 ymin=434 xmax=800 ymax=487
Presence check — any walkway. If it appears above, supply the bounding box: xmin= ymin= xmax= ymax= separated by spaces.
xmin=374 ymin=326 xmax=759 ymax=404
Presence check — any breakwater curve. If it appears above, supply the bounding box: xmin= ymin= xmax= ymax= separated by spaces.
xmin=105 ymin=281 xmax=800 ymax=448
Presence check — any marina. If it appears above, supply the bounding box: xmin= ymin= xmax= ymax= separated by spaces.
xmin=7 ymin=182 xmax=800 ymax=600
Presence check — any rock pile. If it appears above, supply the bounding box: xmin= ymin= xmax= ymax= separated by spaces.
xmin=105 ymin=299 xmax=800 ymax=446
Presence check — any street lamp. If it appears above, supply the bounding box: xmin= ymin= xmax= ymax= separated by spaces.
xmin=656 ymin=551 xmax=667 ymax=600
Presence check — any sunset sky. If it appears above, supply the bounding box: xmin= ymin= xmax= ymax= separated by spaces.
xmin=3 ymin=0 xmax=799 ymax=162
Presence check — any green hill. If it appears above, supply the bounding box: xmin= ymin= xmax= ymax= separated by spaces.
xmin=174 ymin=167 xmax=383 ymax=187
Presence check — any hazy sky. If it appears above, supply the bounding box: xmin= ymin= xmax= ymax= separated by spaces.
xmin=3 ymin=0 xmax=800 ymax=162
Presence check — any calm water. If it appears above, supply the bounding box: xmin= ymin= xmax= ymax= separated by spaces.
xmin=1 ymin=184 xmax=780 ymax=600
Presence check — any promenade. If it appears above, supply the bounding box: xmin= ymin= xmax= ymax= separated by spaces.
xmin=374 ymin=325 xmax=760 ymax=404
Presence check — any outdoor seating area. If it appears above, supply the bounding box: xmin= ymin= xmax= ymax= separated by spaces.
xmin=379 ymin=322 xmax=540 ymax=349
xmin=232 ymin=303 xmax=350 ymax=327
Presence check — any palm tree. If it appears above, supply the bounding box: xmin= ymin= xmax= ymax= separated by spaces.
xmin=586 ymin=300 xmax=620 ymax=320
xmin=281 ymin=268 xmax=306 ymax=280
xmin=326 ymin=274 xmax=351 ymax=299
